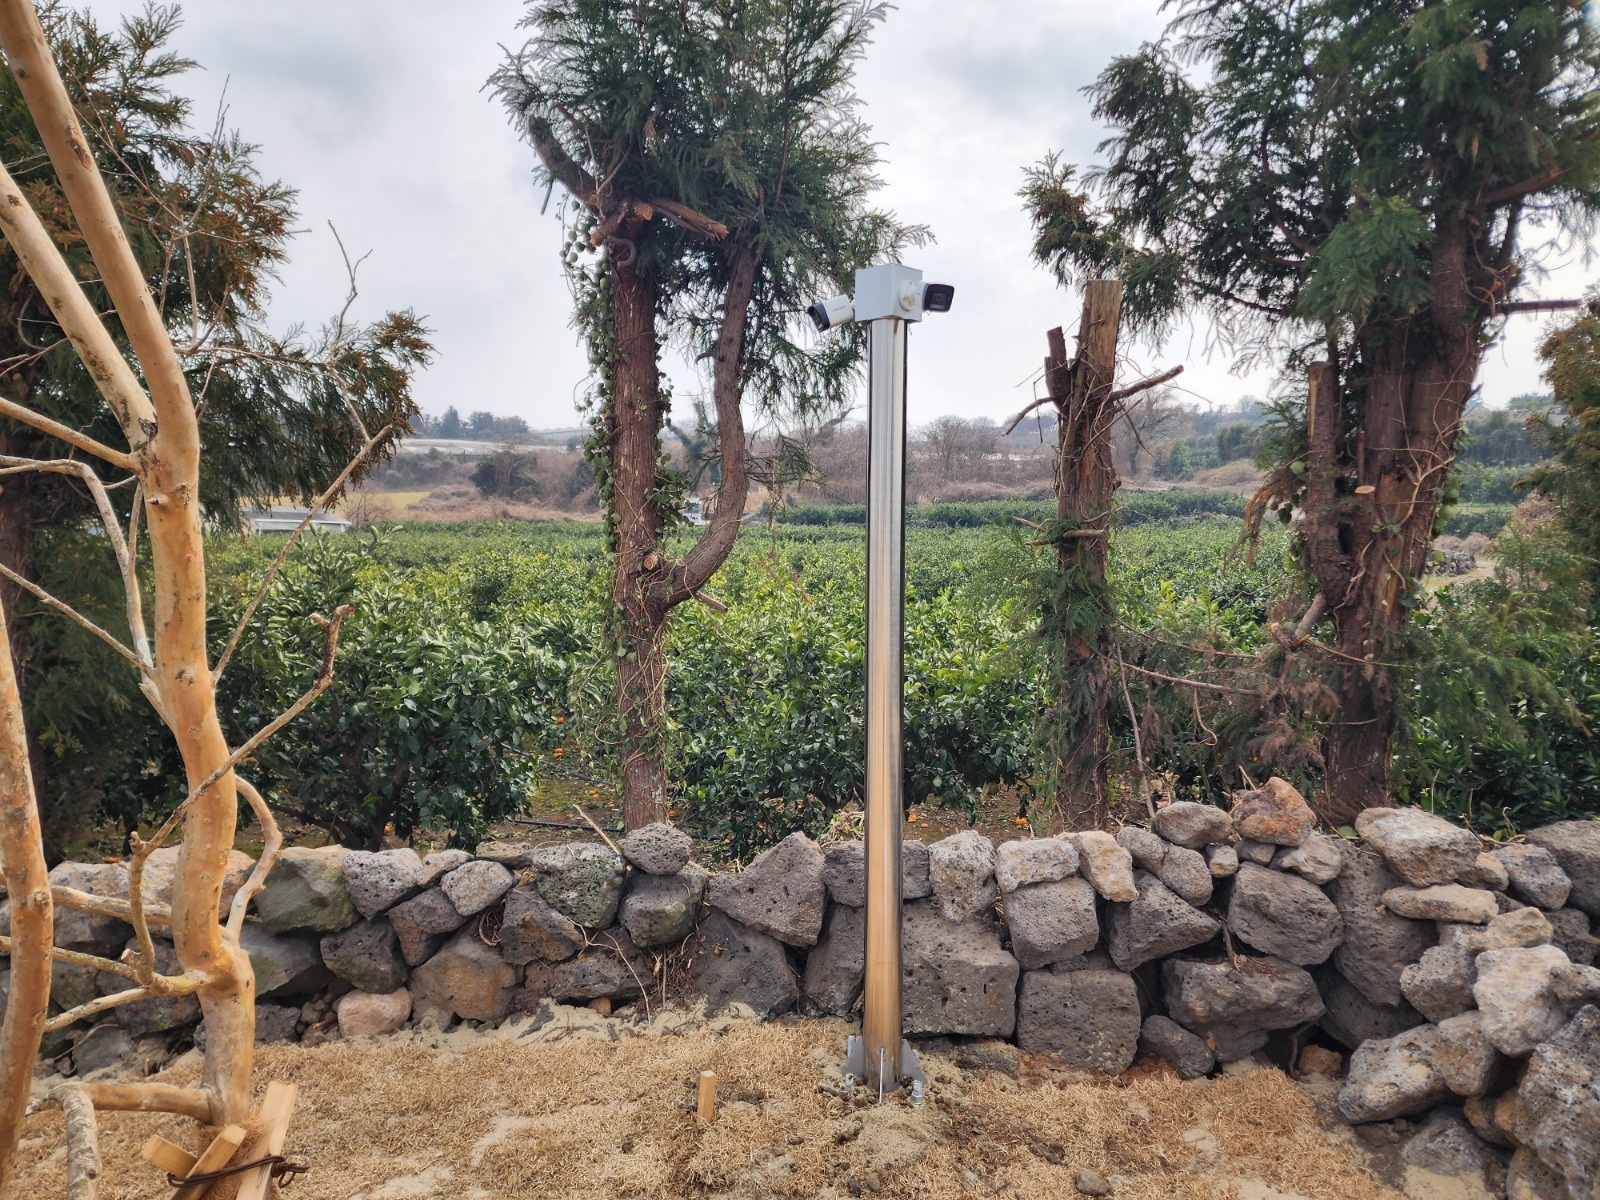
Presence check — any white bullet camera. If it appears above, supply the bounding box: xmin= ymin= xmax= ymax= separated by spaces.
xmin=806 ymin=293 xmax=855 ymax=332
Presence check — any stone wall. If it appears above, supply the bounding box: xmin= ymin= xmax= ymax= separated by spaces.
xmin=3 ymin=784 xmax=1597 ymax=1198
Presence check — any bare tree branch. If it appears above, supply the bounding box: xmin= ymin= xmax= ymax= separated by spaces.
xmin=0 ymin=396 xmax=134 ymax=471
xmin=225 ymin=777 xmax=278 ymax=940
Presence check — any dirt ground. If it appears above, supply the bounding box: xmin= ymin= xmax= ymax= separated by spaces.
xmin=10 ymin=1006 xmax=1491 ymax=1200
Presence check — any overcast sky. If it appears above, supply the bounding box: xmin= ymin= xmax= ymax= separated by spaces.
xmin=90 ymin=0 xmax=1598 ymax=429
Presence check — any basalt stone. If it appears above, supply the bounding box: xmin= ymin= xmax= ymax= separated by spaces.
xmin=320 ymin=916 xmax=409 ymax=993
xmin=685 ymin=910 xmax=799 ymax=1018
xmin=240 ymin=923 xmax=332 ymax=997
xmin=386 ymin=887 xmax=468 ymax=967
xmin=1548 ymin=908 xmax=1598 ymax=967
xmin=1116 ymin=825 xmax=1169 ymax=872
xmin=1138 ymin=1014 xmax=1215 ymax=1079
xmin=1475 ymin=945 xmax=1582 ymax=1056
xmin=531 ymin=842 xmax=627 ymax=930
xmin=441 ymin=859 xmax=515 ymax=917
xmin=1465 ymin=1094 xmax=1517 ymax=1149
xmin=519 ymin=929 xmax=651 ymax=1006
xmin=1355 ymin=807 xmax=1481 ymax=889
xmin=618 ymin=864 xmax=707 ymax=948
xmin=51 ymin=960 xmax=99 ymax=1012
xmin=1229 ymin=777 xmax=1315 ymax=847
xmin=821 ymin=840 xmax=866 ymax=907
xmin=1441 ymin=906 xmax=1554 ymax=954
xmin=1506 ymin=1145 xmax=1577 ymax=1200
xmin=1236 ymin=839 xmax=1277 ymax=865
xmin=1116 ymin=827 xmax=1213 ymax=907
xmin=473 ymin=840 xmax=538 ymax=870
xmin=256 ymin=1002 xmax=301 ymax=1045
xmin=951 ymin=1039 xmax=1022 ymax=1076
xmin=336 ymin=987 xmax=411 ymax=1038
xmin=1316 ymin=965 xmax=1426 ymax=1050
xmin=340 ymin=848 xmax=424 ymax=917
xmin=706 ymin=832 xmax=826 ymax=945
xmin=98 ymin=938 xmax=200 ymax=1037
xmin=618 ymin=822 xmax=693 ymax=877
xmin=1206 ymin=844 xmax=1239 ymax=878
xmin=902 ymin=840 xmax=933 ymax=900
xmin=1509 ymin=1005 xmax=1600 ymax=1200
xmin=1328 ymin=841 xmax=1437 ymax=1007
xmin=1070 ymin=831 xmax=1138 ymax=902
xmin=1400 ymin=944 xmax=1478 ymax=1023
xmin=1463 ymin=852 xmax=1512 ymax=893
xmin=499 ymin=883 xmax=585 ymax=964
xmin=1002 ymin=876 xmax=1098 ymax=970
xmin=46 ymin=861 xmax=131 ymax=952
xmin=1524 ymin=821 xmax=1600 ymax=916
xmin=1152 ymin=801 xmax=1236 ymax=849
xmin=1382 ymin=884 xmax=1498 ymax=924
xmin=1337 ymin=1024 xmax=1452 ymax=1122
xmin=255 ymin=846 xmax=356 ymax=934
xmin=1162 ymin=955 xmax=1324 ymax=1043
xmin=1433 ymin=1010 xmax=1508 ymax=1098
xmin=901 ymin=900 xmax=1018 ymax=1038
xmin=1493 ymin=844 xmax=1574 ymax=911
xmin=1401 ymin=1110 xmax=1504 ymax=1181
xmin=411 ymin=926 xmax=519 ymax=1023
xmin=1014 ymin=967 xmax=1140 ymax=1072
xmin=928 ymin=830 xmax=998 ymax=922
xmin=994 ymin=838 xmax=1078 ymax=894
xmin=1552 ymin=961 xmax=1600 ymax=1008
xmin=417 ymin=849 xmax=473 ymax=887
xmin=1272 ymin=834 xmax=1345 ymax=886
xmin=803 ymin=902 xmax=864 ymax=1016
xmin=1106 ymin=871 xmax=1220 ymax=971
xmin=71 ymin=1023 xmax=132 ymax=1076
xmin=1227 ymin=862 xmax=1343 ymax=966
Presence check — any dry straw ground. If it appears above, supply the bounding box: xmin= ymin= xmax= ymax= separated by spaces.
xmin=9 ymin=1005 xmax=1452 ymax=1200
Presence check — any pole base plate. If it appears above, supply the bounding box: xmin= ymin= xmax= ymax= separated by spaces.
xmin=843 ymin=1035 xmax=926 ymax=1099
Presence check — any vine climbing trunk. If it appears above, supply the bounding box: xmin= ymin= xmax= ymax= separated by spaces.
xmin=608 ymin=260 xmax=672 ymax=830
xmin=0 ymin=593 xmax=49 ymax=1193
xmin=1046 ymin=280 xmax=1123 ymax=830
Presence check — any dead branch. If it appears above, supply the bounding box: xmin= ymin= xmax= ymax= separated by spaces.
xmin=575 ymin=804 xmax=623 ymax=857
xmin=1105 ymin=364 xmax=1183 ymax=406
xmin=690 ymin=590 xmax=728 ymax=614
xmin=1497 ymin=298 xmax=1582 ymax=314
xmin=1123 ymin=661 xmax=1265 ymax=695
xmin=0 ymin=396 xmax=134 ymax=471
xmin=1002 ymin=392 xmax=1058 ymax=437
xmin=1115 ymin=644 xmax=1155 ymax=819
xmin=0 ymin=938 xmax=135 ymax=982
xmin=215 ymin=429 xmax=390 ymax=680
xmin=49 ymin=1085 xmax=100 ymax=1200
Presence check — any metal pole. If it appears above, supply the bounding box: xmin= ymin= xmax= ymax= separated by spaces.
xmin=862 ymin=315 xmax=907 ymax=1095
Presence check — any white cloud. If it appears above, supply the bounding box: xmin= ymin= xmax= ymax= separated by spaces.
xmin=86 ymin=0 xmax=1596 ymax=428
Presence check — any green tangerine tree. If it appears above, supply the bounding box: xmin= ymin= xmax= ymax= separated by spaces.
xmin=1024 ymin=0 xmax=1600 ymax=822
xmin=492 ymin=0 xmax=916 ymax=828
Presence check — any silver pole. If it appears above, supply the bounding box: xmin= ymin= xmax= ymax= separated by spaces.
xmin=861 ymin=315 xmax=907 ymax=1094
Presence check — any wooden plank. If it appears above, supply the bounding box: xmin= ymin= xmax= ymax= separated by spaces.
xmin=234 ymin=1081 xmax=299 ymax=1200
xmin=171 ymin=1124 xmax=245 ymax=1200
xmin=696 ymin=1070 xmax=717 ymax=1124
xmin=140 ymin=1133 xmax=196 ymax=1178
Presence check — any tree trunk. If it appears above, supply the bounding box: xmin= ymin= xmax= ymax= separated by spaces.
xmin=0 ymin=593 xmax=50 ymax=1191
xmin=1047 ymin=280 xmax=1123 ymax=829
xmin=608 ymin=262 xmax=671 ymax=830
xmin=1305 ymin=230 xmax=1481 ymax=824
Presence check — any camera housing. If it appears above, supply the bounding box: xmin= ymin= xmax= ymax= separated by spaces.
xmin=806 ymin=294 xmax=855 ymax=332
xmin=922 ymin=283 xmax=955 ymax=313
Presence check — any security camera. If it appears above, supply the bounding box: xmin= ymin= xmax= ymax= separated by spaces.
xmin=807 ymin=294 xmax=855 ymax=332
xmin=922 ymin=283 xmax=955 ymax=314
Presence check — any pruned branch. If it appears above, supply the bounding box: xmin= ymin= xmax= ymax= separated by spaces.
xmin=1480 ymin=166 xmax=1568 ymax=208
xmin=648 ymin=196 xmax=729 ymax=240
xmin=47 ymin=1085 xmax=100 ymax=1200
xmin=1002 ymin=392 xmax=1057 ymax=437
xmin=1497 ymin=298 xmax=1582 ymax=315
xmin=1106 ymin=364 xmax=1183 ymax=405
xmin=525 ymin=113 xmax=602 ymax=205
xmin=0 ymin=396 xmax=134 ymax=471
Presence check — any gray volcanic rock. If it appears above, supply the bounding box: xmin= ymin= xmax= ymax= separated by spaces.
xmin=1524 ymin=821 xmax=1600 ymax=915
xmin=1509 ymin=1004 xmax=1600 ymax=1200
xmin=1328 ymin=841 xmax=1437 ymax=1007
xmin=803 ymin=902 xmax=863 ymax=1016
xmin=240 ymin=924 xmax=332 ymax=997
xmin=1206 ymin=844 xmax=1240 ymax=878
xmin=685 ymin=910 xmax=799 ymax=1017
xmin=821 ymin=840 xmax=865 ymax=907
xmin=341 ymin=848 xmax=424 ymax=917
xmin=1382 ymin=884 xmax=1498 ymax=924
xmin=1163 ymin=955 xmax=1324 ymax=1047
xmin=1106 ymin=871 xmax=1220 ymax=971
xmin=1273 ymin=834 xmax=1344 ymax=885
xmin=707 ymin=832 xmax=826 ymax=946
xmin=1152 ymin=801 xmax=1235 ymax=849
xmin=1070 ymin=831 xmax=1138 ymax=902
xmin=1337 ymin=1024 xmax=1452 ymax=1122
xmin=519 ymin=930 xmax=652 ymax=1006
xmin=1475 ymin=944 xmax=1585 ymax=1056
xmin=531 ymin=842 xmax=627 ymax=929
xmin=994 ymin=837 xmax=1078 ymax=894
xmin=928 ymin=830 xmax=998 ymax=922
xmin=255 ymin=846 xmax=356 ymax=934
xmin=498 ymin=883 xmax=585 ymax=965
xmin=411 ymin=926 xmax=519 ymax=1023
xmin=1316 ymin=966 xmax=1426 ymax=1050
xmin=618 ymin=822 xmax=693 ymax=876
xmin=902 ymin=840 xmax=933 ymax=900
xmin=472 ymin=841 xmax=537 ymax=869
xmin=1138 ymin=1014 xmax=1215 ymax=1079
xmin=1493 ymin=843 xmax=1575 ymax=911
xmin=440 ymin=859 xmax=514 ymax=917
xmin=1227 ymin=862 xmax=1343 ymax=966
xmin=1002 ymin=876 xmax=1098 ymax=970
xmin=45 ymin=861 xmax=131 ymax=952
xmin=901 ymin=900 xmax=1018 ymax=1038
xmin=386 ymin=887 xmax=469 ymax=967
xmin=618 ymin=865 xmax=706 ymax=948
xmin=1433 ymin=1010 xmax=1507 ymax=1098
xmin=1354 ymin=807 xmax=1480 ymax=888
xmin=1400 ymin=944 xmax=1478 ymax=1024
xmin=1014 ymin=967 xmax=1140 ymax=1072
xmin=1548 ymin=908 xmax=1598 ymax=966
xmin=320 ymin=917 xmax=409 ymax=993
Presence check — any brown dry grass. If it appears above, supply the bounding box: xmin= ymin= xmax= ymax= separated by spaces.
xmin=9 ymin=1008 xmax=1405 ymax=1200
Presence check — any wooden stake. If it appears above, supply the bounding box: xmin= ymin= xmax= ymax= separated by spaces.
xmin=235 ymin=1080 xmax=298 ymax=1200
xmin=140 ymin=1134 xmax=197 ymax=1178
xmin=696 ymin=1070 xmax=717 ymax=1124
xmin=171 ymin=1124 xmax=245 ymax=1200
